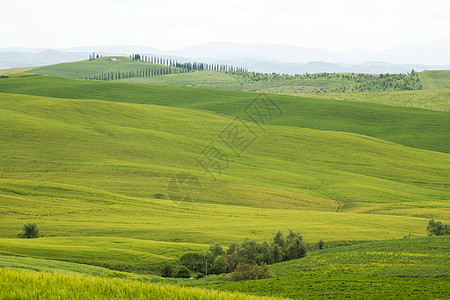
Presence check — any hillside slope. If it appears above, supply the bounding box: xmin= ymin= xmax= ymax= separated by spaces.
xmin=1 ymin=92 xmax=448 ymax=216
xmin=0 ymin=90 xmax=448 ymax=272
xmin=0 ymin=75 xmax=448 ymax=153
xmin=419 ymin=70 xmax=450 ymax=90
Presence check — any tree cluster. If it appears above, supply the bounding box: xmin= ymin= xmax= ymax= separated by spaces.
xmin=88 ymin=53 xmax=102 ymax=61
xmin=170 ymin=230 xmax=306 ymax=280
xmin=227 ymin=69 xmax=422 ymax=92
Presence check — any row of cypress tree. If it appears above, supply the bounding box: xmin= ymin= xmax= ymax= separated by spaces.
xmin=82 ymin=66 xmax=183 ymax=81
xmin=132 ymin=53 xmax=248 ymax=72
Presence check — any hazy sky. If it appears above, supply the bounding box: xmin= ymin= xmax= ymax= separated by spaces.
xmin=1 ymin=0 xmax=449 ymax=51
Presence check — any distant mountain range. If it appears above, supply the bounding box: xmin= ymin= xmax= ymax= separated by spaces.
xmin=1 ymin=39 xmax=449 ymax=74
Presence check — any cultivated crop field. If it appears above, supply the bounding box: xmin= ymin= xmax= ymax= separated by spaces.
xmin=0 ymin=59 xmax=448 ymax=298
xmin=0 ymin=268 xmax=284 ymax=300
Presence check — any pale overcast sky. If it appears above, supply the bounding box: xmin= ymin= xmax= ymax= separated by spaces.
xmin=1 ymin=0 xmax=449 ymax=51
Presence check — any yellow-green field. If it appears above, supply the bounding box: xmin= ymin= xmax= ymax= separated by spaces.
xmin=419 ymin=70 xmax=450 ymax=90
xmin=0 ymin=268 xmax=283 ymax=300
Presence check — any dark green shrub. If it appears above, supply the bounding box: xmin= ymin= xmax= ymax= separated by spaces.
xmin=17 ymin=223 xmax=40 ymax=238
xmin=153 ymin=193 xmax=164 ymax=199
xmin=176 ymin=265 xmax=191 ymax=278
xmin=211 ymin=256 xmax=231 ymax=274
xmin=160 ymin=263 xmax=175 ymax=277
xmin=317 ymin=240 xmax=325 ymax=249
xmin=179 ymin=252 xmax=205 ymax=272
xmin=230 ymin=263 xmax=274 ymax=281
xmin=426 ymin=219 xmax=450 ymax=236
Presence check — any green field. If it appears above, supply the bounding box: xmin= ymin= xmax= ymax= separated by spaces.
xmin=0 ymin=268 xmax=282 ymax=300
xmin=201 ymin=236 xmax=450 ymax=299
xmin=297 ymin=89 xmax=450 ymax=112
xmin=0 ymin=75 xmax=448 ymax=153
xmin=0 ymin=61 xmax=449 ymax=298
xmin=419 ymin=70 xmax=450 ymax=90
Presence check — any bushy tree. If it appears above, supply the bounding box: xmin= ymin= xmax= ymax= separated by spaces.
xmin=226 ymin=243 xmax=238 ymax=255
xmin=176 ymin=265 xmax=191 ymax=278
xmin=317 ymin=240 xmax=325 ymax=250
xmin=223 ymin=252 xmax=250 ymax=270
xmin=207 ymin=242 xmax=224 ymax=259
xmin=285 ymin=230 xmax=306 ymax=260
xmin=256 ymin=241 xmax=273 ymax=264
xmin=230 ymin=263 xmax=274 ymax=281
xmin=17 ymin=223 xmax=39 ymax=238
xmin=271 ymin=244 xmax=284 ymax=263
xmin=236 ymin=238 xmax=259 ymax=264
xmin=211 ymin=256 xmax=231 ymax=274
xmin=273 ymin=230 xmax=285 ymax=248
xmin=160 ymin=263 xmax=174 ymax=277
xmin=179 ymin=252 xmax=205 ymax=272
xmin=426 ymin=219 xmax=450 ymax=236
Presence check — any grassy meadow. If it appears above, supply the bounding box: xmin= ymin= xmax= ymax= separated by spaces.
xmin=197 ymin=236 xmax=450 ymax=299
xmin=0 ymin=60 xmax=449 ymax=298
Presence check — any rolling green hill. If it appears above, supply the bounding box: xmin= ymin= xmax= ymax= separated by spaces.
xmin=0 ymin=75 xmax=448 ymax=153
xmin=0 ymin=87 xmax=448 ymax=273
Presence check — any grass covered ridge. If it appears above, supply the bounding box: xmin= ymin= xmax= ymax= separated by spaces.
xmin=0 ymin=75 xmax=449 ymax=153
